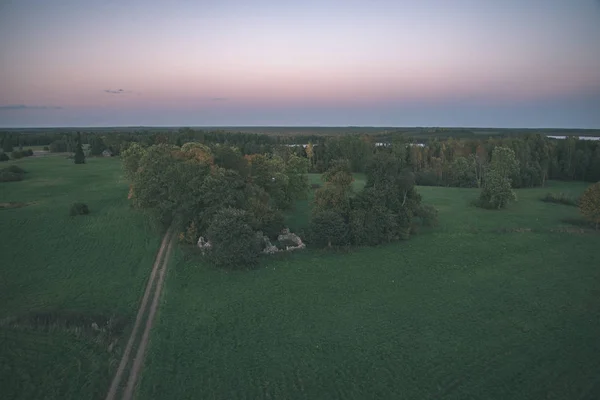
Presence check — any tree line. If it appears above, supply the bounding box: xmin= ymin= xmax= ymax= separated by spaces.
xmin=3 ymin=129 xmax=600 ymax=186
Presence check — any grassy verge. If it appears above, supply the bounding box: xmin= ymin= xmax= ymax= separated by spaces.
xmin=0 ymin=156 xmax=162 ymax=400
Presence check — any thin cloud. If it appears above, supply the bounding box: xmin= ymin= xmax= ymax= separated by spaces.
xmin=104 ymin=88 xmax=133 ymax=94
xmin=0 ymin=104 xmax=63 ymax=111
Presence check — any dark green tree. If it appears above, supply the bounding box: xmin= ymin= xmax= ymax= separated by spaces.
xmin=478 ymin=146 xmax=518 ymax=209
xmin=74 ymin=132 xmax=86 ymax=164
xmin=309 ymin=210 xmax=351 ymax=248
xmin=2 ymin=135 xmax=13 ymax=153
xmin=90 ymin=136 xmax=105 ymax=156
xmin=579 ymin=182 xmax=600 ymax=230
xmin=206 ymin=208 xmax=262 ymax=268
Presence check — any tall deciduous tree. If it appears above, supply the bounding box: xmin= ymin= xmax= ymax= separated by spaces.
xmin=579 ymin=182 xmax=600 ymax=230
xmin=206 ymin=208 xmax=262 ymax=268
xmin=478 ymin=146 xmax=518 ymax=209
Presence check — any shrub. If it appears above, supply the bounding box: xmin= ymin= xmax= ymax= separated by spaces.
xmin=0 ymin=153 xmax=8 ymax=162
xmin=579 ymin=182 xmax=600 ymax=230
xmin=414 ymin=204 xmax=439 ymax=227
xmin=415 ymin=170 xmax=440 ymax=186
xmin=310 ymin=183 xmax=321 ymax=189
xmin=0 ymin=165 xmax=25 ymax=182
xmin=10 ymin=150 xmax=32 ymax=160
xmin=69 ymin=202 xmax=90 ymax=216
xmin=49 ymin=140 xmax=68 ymax=153
xmin=560 ymin=217 xmax=594 ymax=229
xmin=0 ymin=171 xmax=23 ymax=182
xmin=11 ymin=150 xmax=25 ymax=159
xmin=541 ymin=192 xmax=578 ymax=206
xmin=309 ymin=210 xmax=351 ymax=248
xmin=43 ymin=146 xmax=49 ymax=151
xmin=206 ymin=208 xmax=262 ymax=269
xmin=4 ymin=165 xmax=25 ymax=174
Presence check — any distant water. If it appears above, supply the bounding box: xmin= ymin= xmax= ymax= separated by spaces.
xmin=547 ymin=136 xmax=600 ymax=141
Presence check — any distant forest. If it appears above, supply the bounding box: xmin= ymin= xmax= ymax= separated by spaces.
xmin=2 ymin=126 xmax=600 ymax=186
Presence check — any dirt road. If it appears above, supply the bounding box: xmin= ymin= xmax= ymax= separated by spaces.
xmin=105 ymin=228 xmax=174 ymax=400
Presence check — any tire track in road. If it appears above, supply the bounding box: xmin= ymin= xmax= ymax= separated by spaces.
xmin=122 ymin=236 xmax=174 ymax=400
xmin=105 ymin=227 xmax=174 ymax=400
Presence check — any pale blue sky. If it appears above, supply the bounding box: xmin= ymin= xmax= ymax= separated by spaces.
xmin=1 ymin=0 xmax=599 ymax=127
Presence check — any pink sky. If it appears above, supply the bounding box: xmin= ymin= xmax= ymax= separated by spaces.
xmin=1 ymin=0 xmax=599 ymax=127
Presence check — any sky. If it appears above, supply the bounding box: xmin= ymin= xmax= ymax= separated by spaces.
xmin=1 ymin=0 xmax=599 ymax=128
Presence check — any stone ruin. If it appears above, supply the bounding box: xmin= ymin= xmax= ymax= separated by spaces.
xmin=197 ymin=236 xmax=212 ymax=254
xmin=276 ymin=228 xmax=306 ymax=252
xmin=259 ymin=228 xmax=306 ymax=254
xmin=197 ymin=228 xmax=305 ymax=255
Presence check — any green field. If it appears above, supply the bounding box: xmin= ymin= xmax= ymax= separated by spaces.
xmin=0 ymin=156 xmax=162 ymax=400
xmin=138 ymin=178 xmax=600 ymax=399
xmin=2 ymin=157 xmax=600 ymax=400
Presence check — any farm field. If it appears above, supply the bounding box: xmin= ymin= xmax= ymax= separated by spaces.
xmin=138 ymin=177 xmax=600 ymax=400
xmin=0 ymin=156 xmax=162 ymax=400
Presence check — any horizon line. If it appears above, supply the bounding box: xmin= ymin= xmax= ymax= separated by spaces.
xmin=1 ymin=125 xmax=599 ymax=130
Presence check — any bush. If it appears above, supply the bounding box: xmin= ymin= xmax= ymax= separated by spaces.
xmin=10 ymin=150 xmax=32 ymax=160
xmin=310 ymin=183 xmax=321 ymax=189
xmin=206 ymin=208 xmax=262 ymax=269
xmin=0 ymin=165 xmax=26 ymax=182
xmin=0 ymin=153 xmax=8 ymax=162
xmin=414 ymin=204 xmax=439 ymax=227
xmin=309 ymin=210 xmax=351 ymax=248
xmin=11 ymin=150 xmax=25 ymax=159
xmin=49 ymin=140 xmax=68 ymax=153
xmin=43 ymin=146 xmax=49 ymax=151
xmin=0 ymin=171 xmax=23 ymax=182
xmin=4 ymin=165 xmax=25 ymax=174
xmin=541 ymin=192 xmax=578 ymax=206
xmin=69 ymin=202 xmax=90 ymax=216
xmin=415 ymin=170 xmax=441 ymax=186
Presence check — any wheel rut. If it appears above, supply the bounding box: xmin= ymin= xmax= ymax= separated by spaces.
xmin=105 ymin=227 xmax=174 ymax=400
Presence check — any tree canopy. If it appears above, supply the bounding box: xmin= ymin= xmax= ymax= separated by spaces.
xmin=579 ymin=182 xmax=600 ymax=230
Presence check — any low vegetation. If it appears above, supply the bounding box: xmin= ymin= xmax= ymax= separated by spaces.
xmin=541 ymin=192 xmax=579 ymax=206
xmin=11 ymin=149 xmax=34 ymax=159
xmin=0 ymin=165 xmax=26 ymax=182
xmin=69 ymin=202 xmax=89 ymax=216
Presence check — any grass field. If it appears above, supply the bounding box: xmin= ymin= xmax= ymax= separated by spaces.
xmin=138 ymin=177 xmax=600 ymax=399
xmin=2 ymin=156 xmax=599 ymax=400
xmin=0 ymin=156 xmax=162 ymax=400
